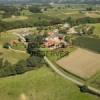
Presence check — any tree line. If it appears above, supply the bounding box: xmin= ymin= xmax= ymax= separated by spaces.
xmin=65 ymin=17 xmax=100 ymax=26
xmin=0 ymin=17 xmax=100 ymax=32
xmin=0 ymin=56 xmax=44 ymax=77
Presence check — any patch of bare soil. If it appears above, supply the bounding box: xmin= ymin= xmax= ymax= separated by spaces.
xmin=56 ymin=48 xmax=100 ymax=79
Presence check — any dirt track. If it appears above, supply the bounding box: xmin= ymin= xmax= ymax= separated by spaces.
xmin=44 ymin=56 xmax=100 ymax=96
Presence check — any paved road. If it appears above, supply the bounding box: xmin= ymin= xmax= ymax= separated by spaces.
xmin=44 ymin=56 xmax=84 ymax=86
xmin=9 ymin=47 xmax=26 ymax=53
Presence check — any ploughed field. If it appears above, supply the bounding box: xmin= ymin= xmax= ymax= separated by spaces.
xmin=56 ymin=48 xmax=100 ymax=79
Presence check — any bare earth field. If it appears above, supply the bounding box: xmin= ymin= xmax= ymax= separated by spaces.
xmin=56 ymin=48 xmax=100 ymax=79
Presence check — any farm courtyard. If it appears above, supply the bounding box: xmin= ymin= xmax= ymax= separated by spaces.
xmin=56 ymin=48 xmax=100 ymax=79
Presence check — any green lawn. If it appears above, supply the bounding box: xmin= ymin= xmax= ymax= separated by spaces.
xmin=0 ymin=66 xmax=99 ymax=100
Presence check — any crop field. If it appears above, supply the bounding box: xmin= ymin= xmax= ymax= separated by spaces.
xmin=85 ymin=11 xmax=100 ymax=18
xmin=44 ymin=8 xmax=85 ymax=19
xmin=56 ymin=48 xmax=100 ymax=79
xmin=73 ymin=36 xmax=100 ymax=53
xmin=1 ymin=5 xmax=100 ymax=23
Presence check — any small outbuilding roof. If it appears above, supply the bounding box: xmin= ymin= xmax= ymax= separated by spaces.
xmin=67 ymin=28 xmax=78 ymax=34
xmin=63 ymin=23 xmax=70 ymax=28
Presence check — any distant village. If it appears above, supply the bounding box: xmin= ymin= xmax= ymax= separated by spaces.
xmin=6 ymin=23 xmax=94 ymax=50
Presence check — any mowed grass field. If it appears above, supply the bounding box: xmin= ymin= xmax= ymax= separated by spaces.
xmin=2 ymin=16 xmax=28 ymax=22
xmin=0 ymin=32 xmax=29 ymax=64
xmin=0 ymin=32 xmax=26 ymax=51
xmin=0 ymin=47 xmax=29 ymax=64
xmin=0 ymin=66 xmax=99 ymax=100
xmin=56 ymin=48 xmax=100 ymax=79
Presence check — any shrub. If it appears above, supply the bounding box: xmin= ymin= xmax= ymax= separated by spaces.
xmin=0 ymin=64 xmax=16 ymax=77
xmin=27 ymin=56 xmax=44 ymax=68
xmin=15 ymin=60 xmax=27 ymax=74
xmin=3 ymin=42 xmax=11 ymax=49
xmin=0 ymin=55 xmax=44 ymax=77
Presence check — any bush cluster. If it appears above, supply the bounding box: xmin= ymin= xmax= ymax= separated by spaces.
xmin=0 ymin=56 xmax=44 ymax=77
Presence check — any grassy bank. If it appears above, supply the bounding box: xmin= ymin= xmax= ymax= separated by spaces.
xmin=0 ymin=66 xmax=99 ymax=100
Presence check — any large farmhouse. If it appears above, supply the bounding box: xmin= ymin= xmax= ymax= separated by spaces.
xmin=44 ymin=31 xmax=68 ymax=49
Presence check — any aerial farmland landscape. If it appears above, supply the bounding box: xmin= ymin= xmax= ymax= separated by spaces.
xmin=0 ymin=0 xmax=100 ymax=100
